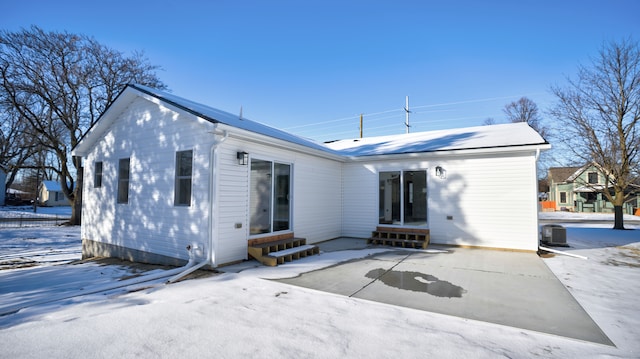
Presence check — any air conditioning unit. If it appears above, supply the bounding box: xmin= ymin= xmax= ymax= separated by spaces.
xmin=541 ymin=224 xmax=567 ymax=246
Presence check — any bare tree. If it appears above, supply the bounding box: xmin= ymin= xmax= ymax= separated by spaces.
xmin=550 ymin=38 xmax=640 ymax=230
xmin=0 ymin=26 xmax=166 ymax=224
xmin=0 ymin=108 xmax=39 ymax=189
xmin=503 ymin=97 xmax=547 ymax=138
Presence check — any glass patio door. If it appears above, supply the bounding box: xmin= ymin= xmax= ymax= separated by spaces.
xmin=379 ymin=170 xmax=427 ymax=226
xmin=250 ymin=159 xmax=291 ymax=235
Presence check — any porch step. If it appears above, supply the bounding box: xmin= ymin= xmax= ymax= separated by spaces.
xmin=248 ymin=237 xmax=320 ymax=266
xmin=367 ymin=227 xmax=430 ymax=249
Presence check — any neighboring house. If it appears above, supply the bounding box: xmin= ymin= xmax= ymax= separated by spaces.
xmin=39 ymin=180 xmax=71 ymax=206
xmin=548 ymin=164 xmax=639 ymax=214
xmin=0 ymin=170 xmax=5 ymax=206
xmin=71 ymin=84 xmax=550 ymax=268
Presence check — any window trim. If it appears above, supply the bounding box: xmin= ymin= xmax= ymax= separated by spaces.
xmin=174 ymin=150 xmax=193 ymax=206
xmin=559 ymin=191 xmax=567 ymax=204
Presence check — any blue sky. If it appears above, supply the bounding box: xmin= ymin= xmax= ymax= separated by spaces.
xmin=3 ymin=0 xmax=639 ymax=142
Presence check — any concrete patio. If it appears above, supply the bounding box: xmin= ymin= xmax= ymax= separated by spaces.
xmin=275 ymin=238 xmax=613 ymax=346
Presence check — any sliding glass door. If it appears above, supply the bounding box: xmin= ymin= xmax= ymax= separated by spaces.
xmin=379 ymin=170 xmax=427 ymax=226
xmin=250 ymin=159 xmax=291 ymax=235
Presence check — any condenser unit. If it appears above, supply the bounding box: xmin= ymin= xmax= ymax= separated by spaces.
xmin=541 ymin=224 xmax=567 ymax=246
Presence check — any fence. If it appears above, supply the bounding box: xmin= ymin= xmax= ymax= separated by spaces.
xmin=0 ymin=214 xmax=71 ymax=228
xmin=540 ymin=201 xmax=556 ymax=212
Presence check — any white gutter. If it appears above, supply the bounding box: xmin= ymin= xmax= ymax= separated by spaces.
xmin=342 ymin=143 xmax=551 ymax=162
xmin=167 ymin=126 xmax=228 ymax=283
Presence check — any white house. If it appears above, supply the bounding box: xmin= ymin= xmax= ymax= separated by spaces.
xmin=72 ymin=84 xmax=550 ymax=268
xmin=39 ymin=180 xmax=71 ymax=207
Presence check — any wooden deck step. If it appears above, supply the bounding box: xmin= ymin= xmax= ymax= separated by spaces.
xmin=368 ymin=227 xmax=430 ymax=249
xmin=266 ymin=245 xmax=320 ymax=266
xmin=248 ymin=236 xmax=319 ymax=266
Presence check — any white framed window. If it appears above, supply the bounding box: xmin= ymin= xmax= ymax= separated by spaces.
xmin=559 ymin=191 xmax=567 ymax=204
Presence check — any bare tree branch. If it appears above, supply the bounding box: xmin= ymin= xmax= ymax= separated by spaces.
xmin=0 ymin=26 xmax=166 ymax=224
xmin=549 ymin=38 xmax=640 ymax=229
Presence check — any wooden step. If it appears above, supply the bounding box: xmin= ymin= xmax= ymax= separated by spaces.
xmin=266 ymin=245 xmax=320 ymax=266
xmin=368 ymin=228 xmax=430 ymax=249
xmin=248 ymin=236 xmax=319 ymax=266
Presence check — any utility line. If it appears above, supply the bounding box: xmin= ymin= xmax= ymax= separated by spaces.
xmin=282 ymin=94 xmax=527 ymax=131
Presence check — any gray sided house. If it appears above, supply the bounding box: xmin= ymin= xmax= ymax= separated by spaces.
xmin=72 ymin=84 xmax=550 ymax=268
xmin=548 ymin=164 xmax=640 ymax=214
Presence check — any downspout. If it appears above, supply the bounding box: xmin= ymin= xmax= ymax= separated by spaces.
xmin=168 ymin=126 xmax=228 ymax=283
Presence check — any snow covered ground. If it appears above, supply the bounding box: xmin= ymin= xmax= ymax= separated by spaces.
xmin=0 ymin=205 xmax=72 ymax=219
xmin=0 ymin=210 xmax=638 ymax=358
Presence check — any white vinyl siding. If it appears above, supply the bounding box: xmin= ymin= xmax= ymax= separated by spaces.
xmin=342 ymin=163 xmax=378 ymax=237
xmin=214 ymin=137 xmax=342 ymax=264
xmin=428 ymin=153 xmax=539 ymax=251
xmin=81 ymin=97 xmax=211 ymax=262
xmin=342 ymin=151 xmax=540 ymax=251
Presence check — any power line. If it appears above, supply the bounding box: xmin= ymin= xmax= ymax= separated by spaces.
xmin=283 ymin=94 xmax=531 ymax=132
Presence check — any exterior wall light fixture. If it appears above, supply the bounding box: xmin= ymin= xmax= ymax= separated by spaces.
xmin=237 ymin=151 xmax=249 ymax=165
xmin=435 ymin=166 xmax=447 ymax=179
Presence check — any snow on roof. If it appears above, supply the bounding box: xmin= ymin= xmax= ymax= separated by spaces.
xmin=77 ymin=84 xmax=548 ymax=159
xmin=131 ymin=85 xmax=548 ymax=157
xmin=130 ymin=84 xmax=337 ymax=155
xmin=40 ymin=181 xmax=62 ymax=191
xmin=324 ymin=122 xmax=549 ymax=156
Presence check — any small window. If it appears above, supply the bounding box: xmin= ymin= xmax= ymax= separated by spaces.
xmin=117 ymin=158 xmax=130 ymax=204
xmin=588 ymin=172 xmax=598 ymax=184
xmin=94 ymin=162 xmax=103 ymax=188
xmin=559 ymin=192 xmax=567 ymax=204
xmin=174 ymin=150 xmax=193 ymax=206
